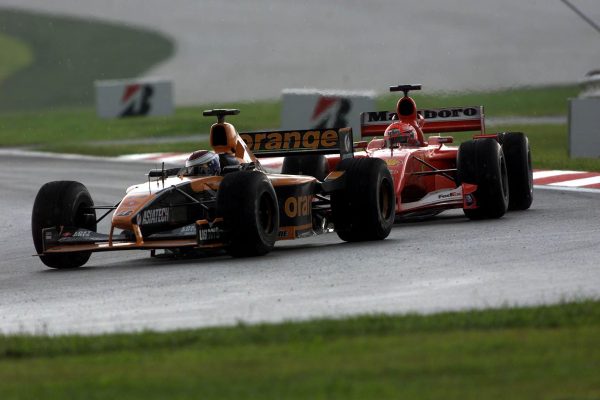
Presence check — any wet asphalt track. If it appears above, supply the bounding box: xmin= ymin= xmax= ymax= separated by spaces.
xmin=0 ymin=154 xmax=599 ymax=334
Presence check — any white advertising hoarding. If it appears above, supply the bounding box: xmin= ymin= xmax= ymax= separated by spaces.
xmin=569 ymin=97 xmax=600 ymax=158
xmin=281 ymin=89 xmax=375 ymax=137
xmin=95 ymin=78 xmax=173 ymax=119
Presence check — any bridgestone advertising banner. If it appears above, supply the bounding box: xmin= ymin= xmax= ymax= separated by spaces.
xmin=95 ymin=78 xmax=174 ymax=119
xmin=281 ymin=89 xmax=375 ymax=135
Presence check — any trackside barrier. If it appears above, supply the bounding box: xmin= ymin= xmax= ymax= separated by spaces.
xmin=95 ymin=78 xmax=174 ymax=119
xmin=569 ymin=97 xmax=600 ymax=158
xmin=281 ymin=88 xmax=375 ymax=135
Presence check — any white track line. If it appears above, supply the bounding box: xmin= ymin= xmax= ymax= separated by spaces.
xmin=548 ymin=176 xmax=600 ymax=187
xmin=532 ymin=170 xmax=586 ymax=179
xmin=159 ymin=155 xmax=191 ymax=164
xmin=534 ymin=185 xmax=600 ymax=194
xmin=118 ymin=153 xmax=168 ymax=161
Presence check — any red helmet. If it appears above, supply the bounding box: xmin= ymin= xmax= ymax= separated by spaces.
xmin=184 ymin=150 xmax=220 ymax=176
xmin=384 ymin=122 xmax=420 ymax=147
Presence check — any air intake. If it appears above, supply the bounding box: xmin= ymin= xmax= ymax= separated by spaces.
xmin=211 ymin=125 xmax=228 ymax=146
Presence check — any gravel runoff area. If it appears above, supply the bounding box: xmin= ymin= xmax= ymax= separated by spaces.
xmin=0 ymin=0 xmax=599 ymax=105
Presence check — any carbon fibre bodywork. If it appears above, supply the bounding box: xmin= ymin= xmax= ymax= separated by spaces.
xmin=36 ymin=111 xmax=358 ymax=258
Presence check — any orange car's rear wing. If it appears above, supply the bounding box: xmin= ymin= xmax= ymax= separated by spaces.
xmin=360 ymin=106 xmax=485 ymax=137
xmin=240 ymin=127 xmax=354 ymax=159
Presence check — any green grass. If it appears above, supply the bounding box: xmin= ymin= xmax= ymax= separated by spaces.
xmin=0 ymin=70 xmax=595 ymax=170
xmin=438 ymin=124 xmax=600 ymax=172
xmin=0 ymin=8 xmax=174 ymax=112
xmin=503 ymin=124 xmax=600 ymax=172
xmin=0 ymin=85 xmax=577 ymax=148
xmin=379 ymin=84 xmax=582 ymax=117
xmin=0 ymin=32 xmax=33 ymax=84
xmin=0 ymin=101 xmax=281 ymax=147
xmin=1 ymin=300 xmax=599 ymax=399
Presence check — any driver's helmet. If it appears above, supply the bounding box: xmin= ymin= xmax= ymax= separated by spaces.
xmin=183 ymin=150 xmax=220 ymax=176
xmin=384 ymin=123 xmax=420 ymax=147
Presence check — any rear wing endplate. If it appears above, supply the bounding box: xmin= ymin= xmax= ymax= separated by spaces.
xmin=240 ymin=128 xmax=354 ymax=159
xmin=360 ymin=106 xmax=485 ymax=137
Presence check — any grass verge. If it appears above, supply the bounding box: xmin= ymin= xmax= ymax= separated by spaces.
xmin=0 ymin=32 xmax=33 ymax=84
xmin=0 ymin=300 xmax=599 ymax=399
xmin=0 ymin=7 xmax=174 ymax=111
xmin=445 ymin=124 xmax=600 ymax=172
xmin=0 ymin=100 xmax=280 ymax=147
xmin=3 ymin=84 xmax=599 ymax=171
xmin=379 ymin=84 xmax=581 ymax=117
xmin=0 ymin=85 xmax=577 ymax=147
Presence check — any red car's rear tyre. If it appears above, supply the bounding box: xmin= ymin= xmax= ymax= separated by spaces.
xmin=458 ymin=139 xmax=509 ymax=220
xmin=31 ymin=181 xmax=96 ymax=269
xmin=331 ymin=158 xmax=395 ymax=241
xmin=281 ymin=154 xmax=330 ymax=181
xmin=217 ymin=171 xmax=279 ymax=257
xmin=502 ymin=132 xmax=533 ymax=211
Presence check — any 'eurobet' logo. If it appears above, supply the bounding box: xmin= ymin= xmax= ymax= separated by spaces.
xmin=120 ymin=84 xmax=154 ymax=117
xmin=311 ymin=96 xmax=351 ymax=129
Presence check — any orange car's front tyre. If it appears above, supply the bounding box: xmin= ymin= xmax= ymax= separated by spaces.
xmin=31 ymin=181 xmax=97 ymax=269
xmin=331 ymin=158 xmax=396 ymax=242
xmin=217 ymin=171 xmax=279 ymax=257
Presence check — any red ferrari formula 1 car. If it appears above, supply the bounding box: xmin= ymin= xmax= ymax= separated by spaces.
xmin=32 ymin=109 xmax=395 ymax=269
xmin=283 ymin=84 xmax=533 ymax=220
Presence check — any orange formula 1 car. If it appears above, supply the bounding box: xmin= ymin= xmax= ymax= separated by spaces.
xmin=282 ymin=85 xmax=533 ymax=221
xmin=31 ymin=109 xmax=395 ymax=269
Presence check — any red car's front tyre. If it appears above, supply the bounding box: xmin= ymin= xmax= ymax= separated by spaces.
xmin=502 ymin=132 xmax=533 ymax=211
xmin=458 ymin=139 xmax=509 ymax=220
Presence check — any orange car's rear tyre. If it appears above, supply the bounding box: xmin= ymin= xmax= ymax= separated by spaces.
xmin=458 ymin=139 xmax=509 ymax=220
xmin=281 ymin=154 xmax=330 ymax=181
xmin=331 ymin=158 xmax=395 ymax=242
xmin=217 ymin=171 xmax=279 ymax=257
xmin=31 ymin=181 xmax=96 ymax=269
xmin=502 ymin=132 xmax=533 ymax=211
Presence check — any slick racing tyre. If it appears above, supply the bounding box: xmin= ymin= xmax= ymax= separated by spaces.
xmin=281 ymin=154 xmax=330 ymax=181
xmin=458 ymin=139 xmax=509 ymax=220
xmin=501 ymin=132 xmax=533 ymax=211
xmin=31 ymin=181 xmax=97 ymax=269
xmin=331 ymin=158 xmax=395 ymax=242
xmin=217 ymin=171 xmax=279 ymax=257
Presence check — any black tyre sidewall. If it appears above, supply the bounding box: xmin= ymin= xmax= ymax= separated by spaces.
xmin=31 ymin=181 xmax=96 ymax=268
xmin=217 ymin=171 xmax=279 ymax=257
xmin=457 ymin=140 xmax=476 ymax=185
xmin=282 ymin=155 xmax=330 ymax=181
xmin=281 ymin=156 xmax=299 ymax=175
xmin=459 ymin=139 xmax=508 ymax=219
xmin=502 ymin=132 xmax=533 ymax=210
xmin=458 ymin=140 xmax=482 ymax=220
xmin=332 ymin=158 xmax=395 ymax=241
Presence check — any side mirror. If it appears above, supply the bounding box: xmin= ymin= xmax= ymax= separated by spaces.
xmin=147 ymin=168 xmax=181 ymax=178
